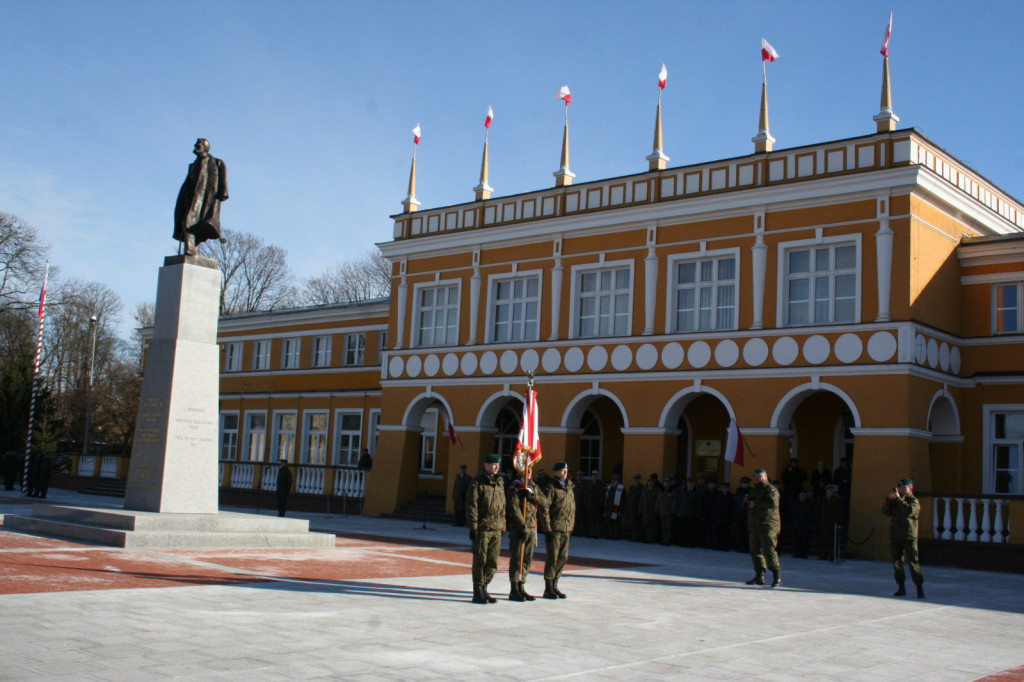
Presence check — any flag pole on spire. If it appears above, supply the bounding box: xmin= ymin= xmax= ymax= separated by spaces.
xmin=402 ymin=124 xmax=421 ymax=213
xmin=475 ymin=107 xmax=495 ymax=200
xmin=873 ymin=12 xmax=900 ymax=132
xmin=554 ymin=86 xmax=575 ymax=187
xmin=647 ymin=63 xmax=670 ymax=171
xmin=753 ymin=38 xmax=779 ymax=153
xmin=23 ymin=261 xmax=49 ymax=494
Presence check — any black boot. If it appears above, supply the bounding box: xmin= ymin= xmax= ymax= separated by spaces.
xmin=481 ymin=583 xmax=497 ymax=604
xmin=915 ymin=582 xmax=925 ymax=599
xmin=519 ymin=582 xmax=535 ymax=601
xmin=509 ymin=582 xmax=525 ymax=602
xmin=472 ymin=584 xmax=488 ymax=604
xmin=770 ymin=570 xmax=782 ymax=588
xmin=745 ymin=571 xmax=766 ymax=585
xmin=543 ymin=579 xmax=558 ymax=599
xmin=553 ymin=578 xmax=566 ymax=599
xmin=893 ymin=582 xmax=906 ymax=597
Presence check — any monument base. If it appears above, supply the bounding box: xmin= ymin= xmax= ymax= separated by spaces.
xmin=3 ymin=503 xmax=336 ymax=548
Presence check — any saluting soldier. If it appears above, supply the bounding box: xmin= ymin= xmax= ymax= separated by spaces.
xmin=506 ymin=468 xmax=546 ymax=601
xmin=540 ymin=461 xmax=575 ymax=599
xmin=466 ymin=454 xmax=506 ymax=604
xmin=745 ymin=468 xmax=783 ymax=587
xmin=883 ymin=477 xmax=925 ymax=598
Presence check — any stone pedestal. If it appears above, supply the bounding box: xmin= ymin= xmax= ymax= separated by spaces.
xmin=125 ymin=255 xmax=221 ymax=513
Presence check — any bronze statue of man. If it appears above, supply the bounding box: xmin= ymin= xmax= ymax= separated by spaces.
xmin=173 ymin=138 xmax=228 ymax=255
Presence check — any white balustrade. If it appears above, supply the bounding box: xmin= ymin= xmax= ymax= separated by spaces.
xmin=333 ymin=468 xmax=366 ymax=499
xmin=262 ymin=466 xmax=278 ymax=491
xmin=966 ymin=499 xmax=979 ymax=542
xmin=930 ymin=496 xmax=1010 ymax=544
xmin=99 ymin=456 xmax=119 ymax=479
xmin=953 ymin=498 xmax=966 ymax=541
xmin=230 ymin=462 xmax=255 ymax=489
xmin=296 ymin=466 xmax=325 ymax=494
xmin=77 ymin=455 xmax=96 ymax=476
xmin=980 ymin=502 xmax=992 ymax=542
xmin=941 ymin=497 xmax=954 ymax=540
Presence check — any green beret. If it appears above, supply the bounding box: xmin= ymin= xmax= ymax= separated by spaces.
xmin=553 ymin=461 xmax=568 ymax=471
xmin=753 ymin=468 xmax=767 ymax=476
xmin=484 ymin=454 xmax=501 ymax=464
xmin=898 ymin=478 xmax=914 ymax=486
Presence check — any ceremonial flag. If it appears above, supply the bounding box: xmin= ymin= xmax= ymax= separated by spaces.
xmin=412 ymin=124 xmax=421 ymax=144
xmin=724 ymin=419 xmax=745 ymax=466
xmin=445 ymin=414 xmax=461 ymax=447
xmin=880 ymin=12 xmax=893 ymax=57
xmin=37 ymin=265 xmax=48 ymax=320
xmin=557 ymin=85 xmax=572 ymax=104
xmin=484 ymin=106 xmax=494 ymax=129
xmin=515 ymin=388 xmax=542 ymax=463
xmin=761 ymin=38 xmax=779 ymax=63
xmin=658 ymin=63 xmax=668 ymax=89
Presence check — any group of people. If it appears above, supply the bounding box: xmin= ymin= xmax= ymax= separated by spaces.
xmin=2 ymin=451 xmax=51 ymax=498
xmin=453 ymin=457 xmax=925 ymax=601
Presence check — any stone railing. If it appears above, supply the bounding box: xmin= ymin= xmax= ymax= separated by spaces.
xmin=929 ymin=496 xmax=1011 ymax=543
xmin=77 ymin=455 xmax=96 ymax=476
xmin=99 ymin=456 xmax=120 ymax=478
xmin=333 ymin=468 xmax=366 ymax=499
xmin=218 ymin=461 xmax=366 ymax=499
xmin=230 ymin=462 xmax=257 ymax=489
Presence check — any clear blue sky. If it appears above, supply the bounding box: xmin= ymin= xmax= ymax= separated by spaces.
xmin=2 ymin=1 xmax=1023 ymax=335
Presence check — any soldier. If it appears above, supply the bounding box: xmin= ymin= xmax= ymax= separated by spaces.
xmin=603 ymin=475 xmax=624 ymax=539
xmin=452 ymin=464 xmax=471 ymax=526
xmin=467 ymin=454 xmax=506 ymax=604
xmin=540 ymin=461 xmax=575 ymax=599
xmin=745 ymin=468 xmax=783 ymax=587
xmin=622 ymin=473 xmax=644 ymax=541
xmin=275 ymin=459 xmax=293 ymax=517
xmin=733 ymin=476 xmax=752 ymax=552
xmin=817 ymin=484 xmax=843 ymax=561
xmin=506 ymin=468 xmax=546 ymax=601
xmin=883 ymin=477 xmax=925 ymax=598
xmin=656 ymin=474 xmax=680 ymax=545
xmin=640 ymin=475 xmax=660 ymax=543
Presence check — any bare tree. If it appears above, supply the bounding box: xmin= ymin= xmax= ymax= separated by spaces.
xmin=301 ymin=248 xmax=392 ymax=305
xmin=201 ymin=229 xmax=297 ymax=315
xmin=0 ymin=212 xmax=49 ymax=314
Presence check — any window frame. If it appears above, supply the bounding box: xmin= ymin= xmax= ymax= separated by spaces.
xmin=312 ymin=335 xmax=333 ymax=368
xmin=332 ymin=409 xmax=363 ymax=466
xmin=412 ymin=280 xmax=462 ymax=348
xmin=983 ymin=404 xmax=1024 ymax=495
xmin=301 ymin=410 xmax=330 ymax=465
xmin=219 ymin=411 xmax=240 ymax=461
xmin=270 ymin=410 xmax=298 ymax=463
xmin=992 ymin=282 xmax=1023 ymax=335
xmin=281 ymin=337 xmax=301 ymax=370
xmin=344 ymin=332 xmax=366 ymax=366
xmin=224 ymin=342 xmax=243 ymax=372
xmin=252 ymin=339 xmax=272 ymax=371
xmin=367 ymin=408 xmax=382 ymax=455
xmin=242 ymin=411 xmax=267 ymax=462
xmin=569 ymin=260 xmax=634 ymax=340
xmin=666 ymin=248 xmax=740 ymax=334
xmin=485 ymin=270 xmax=543 ymax=344
xmin=777 ymin=235 xmax=861 ymax=328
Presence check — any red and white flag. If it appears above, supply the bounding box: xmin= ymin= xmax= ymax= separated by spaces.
xmin=515 ymin=388 xmax=542 ymax=463
xmin=484 ymin=106 xmax=493 ymax=129
xmin=37 ymin=265 xmax=49 ymax=320
xmin=658 ymin=63 xmax=668 ymax=89
xmin=556 ymin=85 xmax=572 ymax=104
xmin=724 ymin=419 xmax=745 ymax=467
xmin=880 ymin=12 xmax=893 ymax=57
xmin=412 ymin=124 xmax=421 ymax=144
xmin=761 ymin=38 xmax=779 ymax=63
xmin=445 ymin=414 xmax=461 ymax=447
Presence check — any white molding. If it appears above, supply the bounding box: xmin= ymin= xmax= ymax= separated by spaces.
xmin=849 ymin=427 xmax=932 ymax=439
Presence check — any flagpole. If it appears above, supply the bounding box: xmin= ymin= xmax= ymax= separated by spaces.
xmin=23 ymin=261 xmax=50 ymax=494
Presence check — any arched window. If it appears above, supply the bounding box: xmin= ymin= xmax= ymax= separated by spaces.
xmin=579 ymin=409 xmax=602 ymax=474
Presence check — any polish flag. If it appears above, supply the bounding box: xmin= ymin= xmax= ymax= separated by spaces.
xmin=761 ymin=38 xmax=779 ymax=63
xmin=724 ymin=419 xmax=745 ymax=466
xmin=37 ymin=266 xmax=49 ymax=320
xmin=484 ymin=106 xmax=494 ymax=129
xmin=557 ymin=85 xmax=572 ymax=104
xmin=515 ymin=388 xmax=542 ymax=463
xmin=412 ymin=124 xmax=421 ymax=144
xmin=658 ymin=63 xmax=668 ymax=89
xmin=445 ymin=415 xmax=460 ymax=447
xmin=880 ymin=12 xmax=893 ymax=57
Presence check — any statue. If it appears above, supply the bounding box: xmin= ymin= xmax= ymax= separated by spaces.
xmin=173 ymin=138 xmax=228 ymax=255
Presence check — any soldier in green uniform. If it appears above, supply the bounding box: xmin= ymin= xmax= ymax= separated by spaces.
xmin=883 ymin=477 xmax=925 ymax=598
xmin=745 ymin=468 xmax=783 ymax=587
xmin=466 ymin=454 xmax=506 ymax=604
xmin=506 ymin=468 xmax=546 ymax=601
xmin=540 ymin=461 xmax=575 ymax=599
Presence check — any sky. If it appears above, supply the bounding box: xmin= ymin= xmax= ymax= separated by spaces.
xmin=2 ymin=1 xmax=1024 ymax=337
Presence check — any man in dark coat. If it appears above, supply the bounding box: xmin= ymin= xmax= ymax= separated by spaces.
xmin=603 ymin=475 xmax=624 ymax=539
xmin=883 ymin=477 xmax=925 ymax=598
xmin=713 ymin=482 xmax=734 ymax=551
xmin=275 ymin=460 xmax=293 ymax=517
xmin=540 ymin=461 xmax=575 ymax=599
xmin=621 ymin=474 xmax=644 ymax=541
xmin=452 ymin=464 xmax=471 ymax=526
xmin=817 ymin=484 xmax=843 ymax=560
xmin=174 ymin=138 xmax=228 ymax=255
xmin=467 ymin=454 xmax=506 ymax=604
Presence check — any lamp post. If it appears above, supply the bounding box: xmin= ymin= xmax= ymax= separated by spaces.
xmin=83 ymin=314 xmax=98 ymax=457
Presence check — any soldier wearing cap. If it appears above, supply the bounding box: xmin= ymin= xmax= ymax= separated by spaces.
xmin=745 ymin=468 xmax=783 ymax=587
xmin=467 ymin=454 xmax=506 ymax=604
xmin=883 ymin=477 xmax=925 ymax=598
xmin=539 ymin=461 xmax=575 ymax=599
xmin=506 ymin=467 xmax=546 ymax=602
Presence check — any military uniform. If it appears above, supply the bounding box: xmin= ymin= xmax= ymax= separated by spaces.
xmin=882 ymin=480 xmax=924 ymax=597
xmin=540 ymin=464 xmax=575 ymax=599
xmin=466 ymin=461 xmax=506 ymax=603
xmin=746 ymin=473 xmax=782 ymax=586
xmin=506 ymin=478 xmax=546 ymax=601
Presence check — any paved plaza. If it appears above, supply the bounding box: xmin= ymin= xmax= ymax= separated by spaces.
xmin=1 ymin=487 xmax=1022 ymax=681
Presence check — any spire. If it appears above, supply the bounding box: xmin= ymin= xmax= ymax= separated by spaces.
xmin=646 ymin=96 xmax=670 ymax=170
xmin=873 ymin=56 xmax=900 ymax=132
xmin=402 ymin=153 xmax=419 ymax=213
xmin=751 ymin=78 xmax=775 ymax=153
xmin=554 ymin=86 xmax=575 ymax=186
xmin=474 ymin=134 xmax=493 ymax=200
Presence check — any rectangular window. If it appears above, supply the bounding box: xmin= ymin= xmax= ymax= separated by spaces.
xmin=253 ymin=340 xmax=272 ymax=370
xmin=574 ymin=265 xmax=631 ymax=338
xmin=271 ymin=411 xmax=297 ymax=463
xmin=416 ymin=283 xmax=459 ymax=347
xmin=333 ymin=411 xmax=363 ymax=466
xmin=243 ymin=412 xmax=267 ymax=462
xmin=312 ymin=335 xmax=332 ymax=368
xmin=224 ymin=343 xmax=243 ymax=372
xmin=302 ymin=411 xmax=329 ymax=465
xmin=219 ymin=412 xmax=239 ymax=460
xmin=990 ymin=410 xmax=1024 ymax=495
xmin=368 ymin=409 xmax=381 ymax=455
xmin=784 ymin=242 xmax=857 ymax=326
xmin=994 ymin=283 xmax=1022 ymax=334
xmin=671 ymin=254 xmax=737 ymax=332
xmin=345 ymin=333 xmax=366 ymax=366
xmin=490 ymin=275 xmax=540 ymax=342
xmin=281 ymin=338 xmax=301 ymax=369
xmin=420 ymin=409 xmax=437 ymax=472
